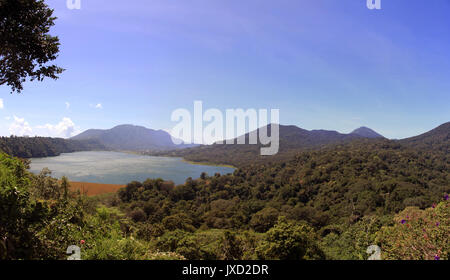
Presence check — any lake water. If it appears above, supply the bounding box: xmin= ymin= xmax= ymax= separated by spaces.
xmin=29 ymin=151 xmax=235 ymax=185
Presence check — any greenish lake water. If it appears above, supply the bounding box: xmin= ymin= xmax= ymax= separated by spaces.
xmin=29 ymin=151 xmax=235 ymax=185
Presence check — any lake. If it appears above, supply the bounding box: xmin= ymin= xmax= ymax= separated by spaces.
xmin=29 ymin=151 xmax=235 ymax=185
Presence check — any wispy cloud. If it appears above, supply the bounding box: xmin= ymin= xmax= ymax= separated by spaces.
xmin=0 ymin=99 xmax=4 ymax=109
xmin=65 ymin=102 xmax=71 ymax=109
xmin=90 ymin=103 xmax=103 ymax=109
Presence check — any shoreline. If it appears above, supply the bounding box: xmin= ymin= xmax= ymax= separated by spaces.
xmin=181 ymin=159 xmax=236 ymax=169
xmin=90 ymin=150 xmax=238 ymax=169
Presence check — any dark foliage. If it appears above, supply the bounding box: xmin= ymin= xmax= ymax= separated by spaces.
xmin=0 ymin=136 xmax=106 ymax=158
xmin=0 ymin=0 xmax=64 ymax=93
xmin=119 ymin=138 xmax=449 ymax=235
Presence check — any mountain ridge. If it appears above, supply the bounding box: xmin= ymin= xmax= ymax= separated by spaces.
xmin=154 ymin=124 xmax=383 ymax=167
xmin=350 ymin=126 xmax=384 ymax=138
xmin=155 ymin=122 xmax=448 ymax=167
xmin=398 ymin=122 xmax=450 ymax=151
xmin=71 ymin=124 xmax=194 ymax=151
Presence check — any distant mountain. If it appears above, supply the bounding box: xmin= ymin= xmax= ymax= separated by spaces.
xmin=399 ymin=122 xmax=450 ymax=151
xmin=155 ymin=124 xmax=374 ymax=167
xmin=155 ymin=123 xmax=450 ymax=167
xmin=350 ymin=127 xmax=384 ymax=138
xmin=71 ymin=124 xmax=193 ymax=151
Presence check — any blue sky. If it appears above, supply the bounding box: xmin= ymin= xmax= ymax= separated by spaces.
xmin=0 ymin=0 xmax=449 ymax=139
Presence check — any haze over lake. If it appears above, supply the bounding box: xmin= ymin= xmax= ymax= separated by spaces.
xmin=29 ymin=151 xmax=235 ymax=185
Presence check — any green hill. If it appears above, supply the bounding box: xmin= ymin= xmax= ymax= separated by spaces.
xmin=155 ymin=124 xmax=383 ymax=167
xmin=0 ymin=136 xmax=106 ymax=158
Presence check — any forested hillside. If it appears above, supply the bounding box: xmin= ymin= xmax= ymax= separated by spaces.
xmin=0 ymin=136 xmax=106 ymax=158
xmin=400 ymin=122 xmax=450 ymax=151
xmin=118 ymin=137 xmax=449 ymax=260
xmin=155 ymin=123 xmax=449 ymax=168
xmin=154 ymin=124 xmax=375 ymax=167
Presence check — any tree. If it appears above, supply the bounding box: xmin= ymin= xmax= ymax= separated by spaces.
xmin=249 ymin=207 xmax=279 ymax=233
xmin=61 ymin=176 xmax=69 ymax=201
xmin=129 ymin=208 xmax=147 ymax=223
xmin=256 ymin=217 xmax=325 ymax=260
xmin=162 ymin=213 xmax=195 ymax=232
xmin=0 ymin=152 xmax=47 ymax=259
xmin=30 ymin=167 xmax=60 ymax=200
xmin=219 ymin=231 xmax=243 ymax=260
xmin=0 ymin=0 xmax=64 ymax=93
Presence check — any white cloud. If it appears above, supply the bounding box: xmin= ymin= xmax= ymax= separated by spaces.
xmin=65 ymin=102 xmax=70 ymax=109
xmin=6 ymin=116 xmax=81 ymax=138
xmin=89 ymin=103 xmax=103 ymax=109
xmin=9 ymin=116 xmax=33 ymax=136
xmin=0 ymin=99 xmax=4 ymax=109
xmin=36 ymin=117 xmax=80 ymax=138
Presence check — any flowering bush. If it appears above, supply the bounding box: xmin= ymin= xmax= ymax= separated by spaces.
xmin=377 ymin=198 xmax=449 ymax=260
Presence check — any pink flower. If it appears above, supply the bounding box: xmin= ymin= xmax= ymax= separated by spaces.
xmin=80 ymin=240 xmax=85 ymax=245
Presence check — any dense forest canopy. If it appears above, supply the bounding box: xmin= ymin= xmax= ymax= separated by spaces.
xmin=111 ymin=135 xmax=450 ymax=259
xmin=0 ymin=136 xmax=106 ymax=158
xmin=121 ymin=139 xmax=449 ymax=228
xmin=0 ymin=122 xmax=448 ymax=260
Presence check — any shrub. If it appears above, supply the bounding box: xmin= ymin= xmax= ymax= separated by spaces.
xmin=256 ymin=217 xmax=325 ymax=260
xmin=377 ymin=200 xmax=449 ymax=260
xmin=129 ymin=208 xmax=147 ymax=222
xmin=249 ymin=207 xmax=279 ymax=233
